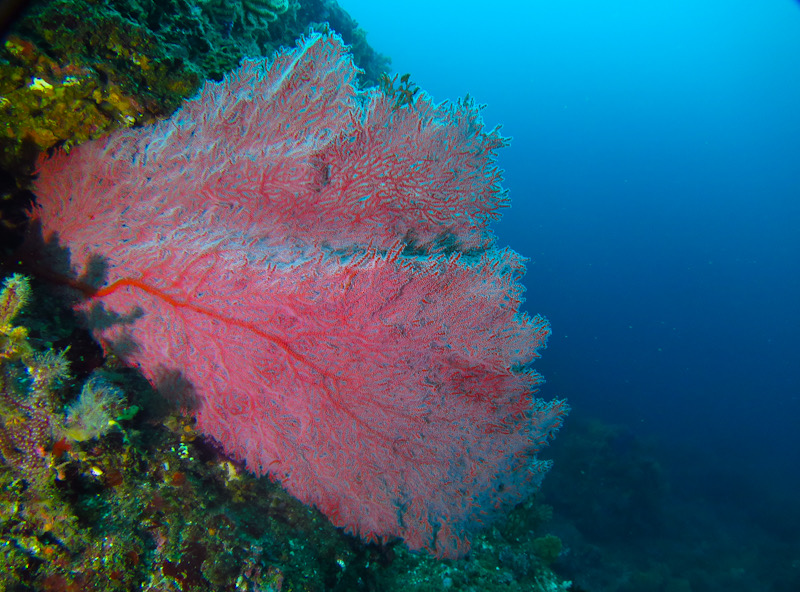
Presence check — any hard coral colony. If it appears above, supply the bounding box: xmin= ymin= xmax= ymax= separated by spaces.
xmin=32 ymin=32 xmax=567 ymax=558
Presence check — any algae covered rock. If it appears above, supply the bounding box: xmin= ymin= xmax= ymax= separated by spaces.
xmin=0 ymin=0 xmax=389 ymax=171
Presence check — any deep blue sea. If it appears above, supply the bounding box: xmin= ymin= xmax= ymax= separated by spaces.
xmin=340 ymin=0 xmax=800 ymax=584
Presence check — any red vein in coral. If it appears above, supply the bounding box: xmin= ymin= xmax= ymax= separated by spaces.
xmin=93 ymin=275 xmax=438 ymax=462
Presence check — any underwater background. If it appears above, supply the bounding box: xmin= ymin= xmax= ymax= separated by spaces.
xmin=0 ymin=0 xmax=798 ymax=591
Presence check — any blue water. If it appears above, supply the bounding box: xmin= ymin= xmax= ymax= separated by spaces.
xmin=340 ymin=0 xmax=800 ymax=577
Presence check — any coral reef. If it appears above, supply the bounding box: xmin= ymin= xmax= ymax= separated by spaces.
xmin=0 ymin=273 xmax=86 ymax=562
xmin=0 ymin=271 xmax=570 ymax=591
xmin=0 ymin=272 xmax=359 ymax=590
xmin=0 ymin=274 xmax=70 ymax=482
xmin=0 ymin=0 xmax=389 ymax=172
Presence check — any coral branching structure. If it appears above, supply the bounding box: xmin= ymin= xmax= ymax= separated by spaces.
xmin=33 ymin=31 xmax=568 ymax=559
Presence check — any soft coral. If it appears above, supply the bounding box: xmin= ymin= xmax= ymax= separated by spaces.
xmin=32 ymin=31 xmax=567 ymax=558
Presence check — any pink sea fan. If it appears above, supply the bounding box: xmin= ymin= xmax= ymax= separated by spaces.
xmin=32 ymin=31 xmax=567 ymax=558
